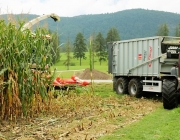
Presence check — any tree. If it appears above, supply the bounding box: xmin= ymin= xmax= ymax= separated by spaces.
xmin=50 ymin=31 xmax=61 ymax=64
xmin=73 ymin=32 xmax=87 ymax=66
xmin=63 ymin=39 xmax=72 ymax=70
xmin=156 ymin=23 xmax=169 ymax=36
xmin=175 ymin=23 xmax=180 ymax=37
xmin=106 ymin=27 xmax=120 ymax=42
xmin=95 ymin=32 xmax=107 ymax=65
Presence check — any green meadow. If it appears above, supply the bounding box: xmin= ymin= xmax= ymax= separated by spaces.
xmin=52 ymin=52 xmax=109 ymax=78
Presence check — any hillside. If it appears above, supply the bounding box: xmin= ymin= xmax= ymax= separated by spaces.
xmin=58 ymin=9 xmax=180 ymax=43
xmin=1 ymin=9 xmax=180 ymax=43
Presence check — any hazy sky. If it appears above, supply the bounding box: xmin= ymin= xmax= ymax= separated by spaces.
xmin=0 ymin=0 xmax=180 ymax=17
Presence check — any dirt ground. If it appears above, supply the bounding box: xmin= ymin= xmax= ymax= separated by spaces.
xmin=75 ymin=68 xmax=112 ymax=80
xmin=0 ymin=93 xmax=161 ymax=140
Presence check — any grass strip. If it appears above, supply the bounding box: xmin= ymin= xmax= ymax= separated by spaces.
xmin=99 ymin=106 xmax=180 ymax=140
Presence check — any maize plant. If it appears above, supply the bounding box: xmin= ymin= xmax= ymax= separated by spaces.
xmin=0 ymin=19 xmax=54 ymax=120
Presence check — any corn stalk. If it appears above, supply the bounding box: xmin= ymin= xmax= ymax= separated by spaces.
xmin=89 ymin=36 xmax=94 ymax=94
xmin=0 ymin=19 xmax=54 ymax=120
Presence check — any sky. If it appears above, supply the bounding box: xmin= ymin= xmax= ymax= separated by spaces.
xmin=0 ymin=0 xmax=180 ymax=17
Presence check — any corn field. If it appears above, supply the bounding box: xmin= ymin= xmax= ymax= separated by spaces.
xmin=0 ymin=19 xmax=54 ymax=120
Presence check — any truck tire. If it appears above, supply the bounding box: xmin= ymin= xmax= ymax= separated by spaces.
xmin=128 ymin=78 xmax=143 ymax=98
xmin=116 ymin=77 xmax=128 ymax=94
xmin=162 ymin=80 xmax=178 ymax=109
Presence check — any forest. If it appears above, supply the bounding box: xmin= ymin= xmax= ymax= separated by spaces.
xmin=1 ymin=8 xmax=180 ymax=44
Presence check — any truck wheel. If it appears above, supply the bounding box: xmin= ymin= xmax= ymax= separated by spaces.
xmin=116 ymin=77 xmax=128 ymax=94
xmin=162 ymin=80 xmax=178 ymax=109
xmin=128 ymin=78 xmax=143 ymax=98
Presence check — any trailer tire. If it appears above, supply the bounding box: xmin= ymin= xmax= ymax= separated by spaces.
xmin=116 ymin=77 xmax=128 ymax=94
xmin=162 ymin=80 xmax=178 ymax=109
xmin=128 ymin=78 xmax=143 ymax=98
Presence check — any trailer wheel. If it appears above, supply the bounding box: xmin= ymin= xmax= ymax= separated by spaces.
xmin=116 ymin=77 xmax=128 ymax=94
xmin=162 ymin=80 xmax=178 ymax=109
xmin=128 ymin=78 xmax=143 ymax=98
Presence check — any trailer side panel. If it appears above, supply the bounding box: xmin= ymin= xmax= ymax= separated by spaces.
xmin=110 ymin=36 xmax=162 ymax=76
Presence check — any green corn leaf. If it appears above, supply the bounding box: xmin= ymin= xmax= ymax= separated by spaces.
xmin=0 ymin=68 xmax=7 ymax=75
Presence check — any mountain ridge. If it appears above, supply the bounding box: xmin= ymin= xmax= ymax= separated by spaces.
xmin=1 ymin=9 xmax=180 ymax=43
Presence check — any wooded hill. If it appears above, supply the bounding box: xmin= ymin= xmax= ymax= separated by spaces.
xmin=1 ymin=9 xmax=180 ymax=43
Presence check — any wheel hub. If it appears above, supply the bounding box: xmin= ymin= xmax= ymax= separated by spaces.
xmin=131 ymin=84 xmax=137 ymax=95
xmin=118 ymin=83 xmax=124 ymax=92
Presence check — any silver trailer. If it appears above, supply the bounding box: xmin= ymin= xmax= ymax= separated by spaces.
xmin=108 ymin=36 xmax=180 ymax=109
